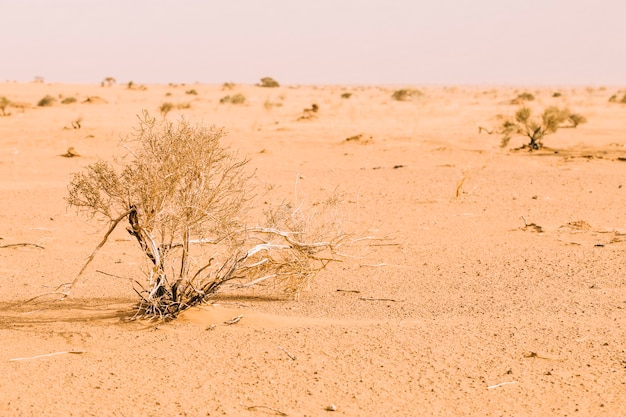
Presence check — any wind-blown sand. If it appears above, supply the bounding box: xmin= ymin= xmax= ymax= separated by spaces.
xmin=1 ymin=82 xmax=625 ymax=416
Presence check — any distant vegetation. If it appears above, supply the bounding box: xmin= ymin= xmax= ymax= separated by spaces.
xmin=37 ymin=95 xmax=56 ymax=107
xmin=494 ymin=106 xmax=587 ymax=149
xmin=608 ymin=92 xmax=626 ymax=103
xmin=220 ymin=94 xmax=246 ymax=104
xmin=61 ymin=97 xmax=77 ymax=104
xmin=0 ymin=96 xmax=11 ymax=115
xmin=257 ymin=77 xmax=280 ymax=88
xmin=101 ymin=77 xmax=116 ymax=87
xmin=391 ymin=89 xmax=423 ymax=101
xmin=510 ymin=92 xmax=535 ymax=104
xmin=222 ymin=82 xmax=236 ymax=90
xmin=341 ymin=92 xmax=352 ymax=99
xmin=185 ymin=89 xmax=198 ymax=95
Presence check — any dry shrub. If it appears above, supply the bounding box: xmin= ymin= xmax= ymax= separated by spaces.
xmin=220 ymin=94 xmax=246 ymax=104
xmin=66 ymin=112 xmax=358 ymax=320
xmin=258 ymin=77 xmax=280 ymax=88
xmin=37 ymin=95 xmax=56 ymax=107
xmin=391 ymin=89 xmax=423 ymax=101
xmin=510 ymin=92 xmax=535 ymax=104
xmin=495 ymin=106 xmax=587 ymax=149
xmin=0 ymin=96 xmax=11 ymax=116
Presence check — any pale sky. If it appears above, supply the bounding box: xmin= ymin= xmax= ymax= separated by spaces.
xmin=1 ymin=0 xmax=624 ymax=85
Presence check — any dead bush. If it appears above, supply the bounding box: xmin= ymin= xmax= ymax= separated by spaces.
xmin=391 ymin=89 xmax=422 ymax=101
xmin=258 ymin=77 xmax=280 ymax=88
xmin=66 ymin=112 xmax=359 ymax=320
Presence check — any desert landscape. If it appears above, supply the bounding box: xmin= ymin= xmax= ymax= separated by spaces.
xmin=1 ymin=81 xmax=625 ymax=416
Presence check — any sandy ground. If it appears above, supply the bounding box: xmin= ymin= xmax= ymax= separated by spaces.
xmin=0 ymin=82 xmax=625 ymax=416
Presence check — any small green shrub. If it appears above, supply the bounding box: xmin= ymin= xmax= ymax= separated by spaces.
xmin=37 ymin=95 xmax=56 ymax=107
xmin=391 ymin=89 xmax=422 ymax=101
xmin=61 ymin=97 xmax=77 ymax=104
xmin=220 ymin=94 xmax=246 ymax=104
xmin=497 ymin=106 xmax=587 ymax=150
xmin=258 ymin=77 xmax=280 ymax=88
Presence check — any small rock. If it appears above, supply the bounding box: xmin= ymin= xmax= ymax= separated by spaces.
xmin=325 ymin=404 xmax=337 ymax=411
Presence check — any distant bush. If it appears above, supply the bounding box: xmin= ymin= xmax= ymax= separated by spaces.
xmin=61 ymin=97 xmax=77 ymax=104
xmin=510 ymin=92 xmax=535 ymax=104
xmin=494 ymin=106 xmax=587 ymax=149
xmin=0 ymin=96 xmax=11 ymax=116
xmin=220 ymin=94 xmax=246 ymax=104
xmin=37 ymin=95 xmax=56 ymax=107
xmin=341 ymin=92 xmax=352 ymax=99
xmin=222 ymin=82 xmax=236 ymax=90
xmin=608 ymin=92 xmax=626 ymax=103
xmin=101 ymin=77 xmax=116 ymax=87
xmin=176 ymin=102 xmax=191 ymax=109
xmin=391 ymin=89 xmax=422 ymax=101
xmin=552 ymin=92 xmax=562 ymax=98
xmin=258 ymin=77 xmax=280 ymax=88
xmin=185 ymin=89 xmax=198 ymax=95
xmin=160 ymin=102 xmax=174 ymax=116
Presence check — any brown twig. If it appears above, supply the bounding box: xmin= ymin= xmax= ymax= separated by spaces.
xmin=277 ymin=346 xmax=297 ymax=360
xmin=0 ymin=243 xmax=44 ymax=249
xmin=358 ymin=297 xmax=402 ymax=302
xmin=243 ymin=404 xmax=288 ymax=416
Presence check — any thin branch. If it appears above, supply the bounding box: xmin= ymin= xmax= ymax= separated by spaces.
xmin=0 ymin=243 xmax=44 ymax=249
xmin=10 ymin=350 xmax=86 ymax=361
xmin=60 ymin=209 xmax=132 ymax=299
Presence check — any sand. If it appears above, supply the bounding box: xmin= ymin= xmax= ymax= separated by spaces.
xmin=0 ymin=82 xmax=625 ymax=416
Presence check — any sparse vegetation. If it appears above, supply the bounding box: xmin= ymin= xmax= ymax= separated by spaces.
xmin=160 ymin=102 xmax=174 ymax=116
xmin=341 ymin=92 xmax=352 ymax=99
xmin=510 ymin=92 xmax=535 ymax=104
xmin=66 ymin=112 xmax=358 ymax=320
xmin=0 ymin=96 xmax=11 ymax=116
xmin=37 ymin=95 xmax=56 ymax=107
xmin=495 ymin=106 xmax=587 ymax=149
xmin=552 ymin=92 xmax=562 ymax=98
xmin=61 ymin=97 xmax=77 ymax=104
xmin=258 ymin=77 xmax=280 ymax=88
xmin=608 ymin=92 xmax=626 ymax=103
xmin=220 ymin=94 xmax=246 ymax=105
xmin=102 ymin=77 xmax=116 ymax=87
xmin=185 ymin=89 xmax=198 ymax=95
xmin=222 ymin=82 xmax=236 ymax=90
xmin=391 ymin=89 xmax=423 ymax=101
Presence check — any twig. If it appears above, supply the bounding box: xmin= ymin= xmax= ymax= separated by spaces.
xmin=243 ymin=404 xmax=288 ymax=416
xmin=336 ymin=289 xmax=360 ymax=293
xmin=487 ymin=381 xmax=517 ymax=390
xmin=277 ymin=346 xmax=297 ymax=360
xmin=61 ymin=209 xmax=133 ymax=298
xmin=358 ymin=297 xmax=402 ymax=302
xmin=10 ymin=350 xmax=86 ymax=361
xmin=223 ymin=315 xmax=243 ymax=325
xmin=0 ymin=243 xmax=44 ymax=249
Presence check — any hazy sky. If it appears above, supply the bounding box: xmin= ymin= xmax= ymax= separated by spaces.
xmin=1 ymin=0 xmax=624 ymax=85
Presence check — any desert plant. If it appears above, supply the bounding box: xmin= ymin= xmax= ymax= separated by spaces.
xmin=391 ymin=89 xmax=422 ymax=101
xmin=341 ymin=92 xmax=352 ymax=99
xmin=37 ymin=95 xmax=56 ymax=107
xmin=65 ymin=112 xmax=356 ymax=320
xmin=220 ymin=94 xmax=246 ymax=104
xmin=608 ymin=92 xmax=626 ymax=103
xmin=0 ymin=96 xmax=11 ymax=116
xmin=185 ymin=89 xmax=198 ymax=95
xmin=61 ymin=97 xmax=77 ymax=104
xmin=176 ymin=102 xmax=192 ymax=110
xmin=258 ymin=77 xmax=280 ymax=88
xmin=497 ymin=106 xmax=587 ymax=149
xmin=102 ymin=77 xmax=116 ymax=87
xmin=510 ymin=92 xmax=535 ymax=104
xmin=222 ymin=82 xmax=236 ymax=90
xmin=552 ymin=92 xmax=562 ymax=98
xmin=159 ymin=102 xmax=174 ymax=116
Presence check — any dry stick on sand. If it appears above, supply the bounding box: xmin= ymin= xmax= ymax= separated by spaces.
xmin=10 ymin=350 xmax=86 ymax=362
xmin=359 ymin=296 xmax=402 ymax=302
xmin=277 ymin=346 xmax=297 ymax=360
xmin=242 ymin=404 xmax=288 ymax=416
xmin=0 ymin=243 xmax=44 ymax=249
